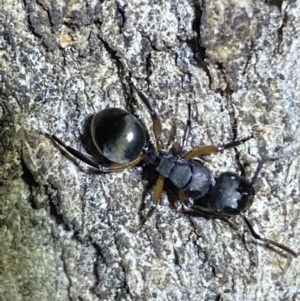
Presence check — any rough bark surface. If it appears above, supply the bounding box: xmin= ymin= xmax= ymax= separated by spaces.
xmin=0 ymin=0 xmax=299 ymax=300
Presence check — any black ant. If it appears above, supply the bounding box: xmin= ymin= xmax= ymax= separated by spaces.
xmin=47 ymin=84 xmax=297 ymax=258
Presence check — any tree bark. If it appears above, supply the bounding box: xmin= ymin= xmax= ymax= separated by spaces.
xmin=1 ymin=0 xmax=299 ymax=300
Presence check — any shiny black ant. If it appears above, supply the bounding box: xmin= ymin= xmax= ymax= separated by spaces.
xmin=47 ymin=84 xmax=297 ymax=257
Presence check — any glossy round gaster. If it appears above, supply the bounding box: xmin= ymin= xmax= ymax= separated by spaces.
xmin=91 ymin=108 xmax=146 ymax=164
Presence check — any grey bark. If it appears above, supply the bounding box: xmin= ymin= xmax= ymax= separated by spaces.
xmin=0 ymin=0 xmax=299 ymax=300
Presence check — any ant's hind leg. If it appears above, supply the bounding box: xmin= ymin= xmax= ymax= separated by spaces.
xmin=130 ymin=84 xmax=168 ymax=228
xmin=130 ymin=84 xmax=163 ymax=149
xmin=47 ymin=134 xmax=142 ymax=172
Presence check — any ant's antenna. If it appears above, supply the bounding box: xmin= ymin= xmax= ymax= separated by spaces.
xmin=240 ymin=212 xmax=297 ymax=257
xmin=240 ymin=157 xmax=297 ymax=257
xmin=250 ymin=157 xmax=268 ymax=187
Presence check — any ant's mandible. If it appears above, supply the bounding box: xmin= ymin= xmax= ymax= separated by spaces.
xmin=47 ymin=83 xmax=297 ymax=258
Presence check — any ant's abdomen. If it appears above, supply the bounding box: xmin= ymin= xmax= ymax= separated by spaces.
xmin=156 ymin=152 xmax=213 ymax=199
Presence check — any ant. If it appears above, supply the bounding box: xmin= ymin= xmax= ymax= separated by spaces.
xmin=47 ymin=83 xmax=297 ymax=258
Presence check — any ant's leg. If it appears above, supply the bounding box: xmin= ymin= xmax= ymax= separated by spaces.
xmin=131 ymin=84 xmax=163 ymax=149
xmin=220 ymin=137 xmax=252 ymax=151
xmin=131 ymin=85 xmax=168 ymax=211
xmin=153 ymin=174 xmax=165 ymax=204
xmin=181 ymin=103 xmax=192 ymax=152
xmin=130 ymin=84 xmax=169 ymax=225
xmin=47 ymin=134 xmax=142 ymax=172
xmin=184 ymin=145 xmax=219 ymax=159
xmin=179 ymin=191 xmax=190 ymax=205
xmin=169 ymin=103 xmax=191 ymax=156
xmin=184 ymin=137 xmax=252 ymax=159
xmin=250 ymin=157 xmax=268 ymax=186
xmin=142 ymin=174 xmax=165 ymax=222
xmin=141 ymin=170 xmax=165 ymax=226
xmin=240 ymin=212 xmax=297 ymax=257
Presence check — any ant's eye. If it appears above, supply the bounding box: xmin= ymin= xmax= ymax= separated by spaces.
xmin=91 ymin=108 xmax=147 ymax=164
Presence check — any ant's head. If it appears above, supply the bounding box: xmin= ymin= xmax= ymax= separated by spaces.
xmin=208 ymin=172 xmax=255 ymax=216
xmin=208 ymin=158 xmax=267 ymax=216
